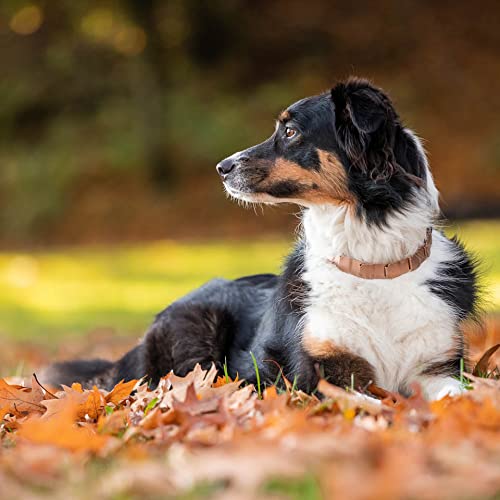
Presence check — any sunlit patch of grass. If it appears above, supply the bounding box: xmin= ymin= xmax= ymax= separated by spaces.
xmin=0 ymin=220 xmax=498 ymax=342
xmin=0 ymin=240 xmax=289 ymax=340
xmin=449 ymin=220 xmax=500 ymax=309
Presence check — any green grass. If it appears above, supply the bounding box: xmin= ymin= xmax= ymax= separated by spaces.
xmin=451 ymin=219 xmax=500 ymax=311
xmin=0 ymin=220 xmax=498 ymax=341
xmin=0 ymin=239 xmax=288 ymax=341
xmin=263 ymin=474 xmax=322 ymax=500
xmin=250 ymin=351 xmax=262 ymax=399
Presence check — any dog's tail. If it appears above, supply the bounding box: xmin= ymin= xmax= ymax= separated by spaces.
xmin=39 ymin=344 xmax=144 ymax=390
xmin=39 ymin=358 xmax=115 ymax=389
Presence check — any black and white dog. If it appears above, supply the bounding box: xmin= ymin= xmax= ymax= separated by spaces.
xmin=44 ymin=78 xmax=479 ymax=399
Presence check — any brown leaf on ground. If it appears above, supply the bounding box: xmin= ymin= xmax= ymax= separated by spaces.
xmin=18 ymin=402 xmax=109 ymax=452
xmin=105 ymin=379 xmax=139 ymax=406
xmin=81 ymin=386 xmax=105 ymax=420
xmin=317 ymin=378 xmax=393 ymax=415
xmin=213 ymin=373 xmax=239 ymax=388
xmin=473 ymin=343 xmax=500 ymax=375
xmin=0 ymin=376 xmax=46 ymax=418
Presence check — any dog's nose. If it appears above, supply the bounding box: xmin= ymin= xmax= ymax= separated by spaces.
xmin=216 ymin=158 xmax=237 ymax=178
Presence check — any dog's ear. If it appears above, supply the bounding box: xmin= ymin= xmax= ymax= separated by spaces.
xmin=331 ymin=80 xmax=388 ymax=134
xmin=331 ymin=79 xmax=397 ymax=179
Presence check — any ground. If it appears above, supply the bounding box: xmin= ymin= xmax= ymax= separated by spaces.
xmin=0 ymin=220 xmax=499 ymax=499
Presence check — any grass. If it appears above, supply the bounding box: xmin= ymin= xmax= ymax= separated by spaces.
xmin=250 ymin=351 xmax=262 ymax=399
xmin=263 ymin=474 xmax=322 ymax=500
xmin=0 ymin=240 xmax=288 ymax=341
xmin=0 ymin=220 xmax=498 ymax=342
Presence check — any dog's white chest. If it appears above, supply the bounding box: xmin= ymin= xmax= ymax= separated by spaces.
xmin=303 ymin=262 xmax=456 ymax=392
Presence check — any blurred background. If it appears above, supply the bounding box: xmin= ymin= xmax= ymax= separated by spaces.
xmin=0 ymin=0 xmax=499 ymax=372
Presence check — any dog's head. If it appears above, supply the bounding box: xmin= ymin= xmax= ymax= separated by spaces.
xmin=217 ymin=78 xmax=432 ymax=222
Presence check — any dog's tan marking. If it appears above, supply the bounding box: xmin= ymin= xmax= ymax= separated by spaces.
xmin=315 ymin=149 xmax=353 ymax=202
xmin=278 ymin=110 xmax=291 ymax=122
xmin=262 ymin=150 xmax=353 ymax=204
xmin=302 ymin=327 xmax=376 ymax=388
xmin=302 ymin=334 xmax=343 ymax=358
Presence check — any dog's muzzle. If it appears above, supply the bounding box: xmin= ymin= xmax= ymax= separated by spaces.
xmin=216 ymin=153 xmax=250 ymax=180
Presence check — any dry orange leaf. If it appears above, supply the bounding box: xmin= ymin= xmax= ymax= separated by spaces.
xmin=213 ymin=374 xmax=239 ymax=388
xmin=41 ymin=385 xmax=105 ymax=421
xmin=263 ymin=386 xmax=278 ymax=400
xmin=473 ymin=343 xmax=500 ymax=376
xmin=105 ymin=379 xmax=138 ymax=405
xmin=18 ymin=403 xmax=108 ymax=452
xmin=0 ymin=376 xmax=46 ymax=418
xmin=213 ymin=376 xmax=228 ymax=388
xmin=82 ymin=386 xmax=105 ymax=420
xmin=70 ymin=382 xmax=84 ymax=393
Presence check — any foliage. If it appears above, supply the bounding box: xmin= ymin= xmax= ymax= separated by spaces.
xmin=0 ymin=351 xmax=499 ymax=499
xmin=0 ymin=1 xmax=499 ymax=244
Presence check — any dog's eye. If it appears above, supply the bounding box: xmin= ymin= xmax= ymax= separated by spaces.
xmin=285 ymin=127 xmax=297 ymax=139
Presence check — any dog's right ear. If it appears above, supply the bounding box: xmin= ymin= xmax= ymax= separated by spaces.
xmin=330 ymin=79 xmax=398 ymax=177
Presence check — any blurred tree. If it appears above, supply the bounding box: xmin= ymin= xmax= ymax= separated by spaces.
xmin=0 ymin=0 xmax=498 ymax=246
xmin=124 ymin=0 xmax=171 ymax=187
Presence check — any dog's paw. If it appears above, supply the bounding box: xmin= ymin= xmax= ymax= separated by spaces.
xmin=432 ymin=382 xmax=464 ymax=400
xmin=418 ymin=376 xmax=465 ymax=401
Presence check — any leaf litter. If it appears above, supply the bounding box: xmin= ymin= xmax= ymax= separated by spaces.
xmin=0 ymin=345 xmax=499 ymax=500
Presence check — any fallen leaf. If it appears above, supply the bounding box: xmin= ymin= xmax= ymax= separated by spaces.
xmin=18 ymin=403 xmax=108 ymax=452
xmin=70 ymin=382 xmax=83 ymax=393
xmin=263 ymin=386 xmax=278 ymax=400
xmin=41 ymin=385 xmax=105 ymax=421
xmin=32 ymin=373 xmax=57 ymax=400
xmin=82 ymin=386 xmax=105 ymax=420
xmin=105 ymin=379 xmax=138 ymax=406
xmin=473 ymin=343 xmax=500 ymax=375
xmin=0 ymin=377 xmax=46 ymax=418
xmin=317 ymin=379 xmax=392 ymax=415
xmin=213 ymin=373 xmax=239 ymax=388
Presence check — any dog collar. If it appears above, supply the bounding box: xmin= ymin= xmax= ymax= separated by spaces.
xmin=329 ymin=228 xmax=432 ymax=279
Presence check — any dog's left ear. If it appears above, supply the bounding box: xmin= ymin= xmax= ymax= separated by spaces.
xmin=331 ymin=79 xmax=398 ymax=178
xmin=331 ymin=81 xmax=389 ymax=134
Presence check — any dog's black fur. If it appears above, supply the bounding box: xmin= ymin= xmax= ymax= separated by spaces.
xmin=44 ymin=79 xmax=479 ymax=393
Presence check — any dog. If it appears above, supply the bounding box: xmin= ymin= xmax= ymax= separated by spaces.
xmin=43 ymin=78 xmax=479 ymax=400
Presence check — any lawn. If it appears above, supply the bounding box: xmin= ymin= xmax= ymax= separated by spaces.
xmin=0 ymin=240 xmax=288 ymax=342
xmin=0 ymin=220 xmax=499 ymax=343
